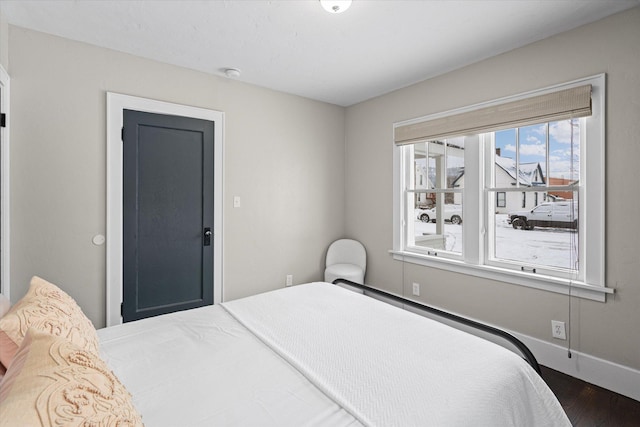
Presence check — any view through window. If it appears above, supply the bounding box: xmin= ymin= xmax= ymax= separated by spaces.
xmin=489 ymin=120 xmax=580 ymax=273
xmin=410 ymin=137 xmax=464 ymax=255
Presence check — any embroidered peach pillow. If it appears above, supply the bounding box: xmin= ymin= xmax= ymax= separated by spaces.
xmin=0 ymin=329 xmax=144 ymax=426
xmin=0 ymin=276 xmax=99 ymax=369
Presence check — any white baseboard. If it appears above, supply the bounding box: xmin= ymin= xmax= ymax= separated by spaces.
xmin=512 ymin=331 xmax=640 ymax=402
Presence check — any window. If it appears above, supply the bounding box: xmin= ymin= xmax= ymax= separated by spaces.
xmin=489 ymin=121 xmax=579 ymax=273
xmin=408 ymin=138 xmax=464 ymax=256
xmin=393 ymin=75 xmax=608 ymax=301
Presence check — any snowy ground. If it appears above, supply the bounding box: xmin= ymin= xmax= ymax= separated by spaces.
xmin=414 ymin=214 xmax=578 ymax=270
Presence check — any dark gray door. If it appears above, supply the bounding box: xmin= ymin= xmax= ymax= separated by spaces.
xmin=122 ymin=109 xmax=214 ymax=322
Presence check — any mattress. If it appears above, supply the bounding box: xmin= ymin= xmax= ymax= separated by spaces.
xmin=98 ymin=282 xmax=570 ymax=426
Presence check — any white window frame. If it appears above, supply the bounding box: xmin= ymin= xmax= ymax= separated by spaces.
xmin=404 ymin=140 xmax=465 ymax=260
xmin=484 ymin=124 xmax=582 ymax=282
xmin=392 ymin=75 xmax=610 ymax=302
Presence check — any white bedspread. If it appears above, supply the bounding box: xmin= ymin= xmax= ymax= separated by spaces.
xmin=98 ymin=303 xmax=361 ymax=427
xmin=99 ymin=282 xmax=570 ymax=427
xmin=222 ymin=282 xmax=570 ymax=427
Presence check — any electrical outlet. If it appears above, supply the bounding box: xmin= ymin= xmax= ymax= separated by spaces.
xmin=551 ymin=320 xmax=566 ymax=340
xmin=286 ymin=274 xmax=293 ymax=287
xmin=412 ymin=282 xmax=420 ymax=296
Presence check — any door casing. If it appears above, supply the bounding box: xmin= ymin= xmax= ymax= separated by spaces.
xmin=0 ymin=65 xmax=9 ymax=302
xmin=106 ymin=93 xmax=224 ymax=326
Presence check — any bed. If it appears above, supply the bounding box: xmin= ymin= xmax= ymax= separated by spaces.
xmin=95 ymin=281 xmax=570 ymax=426
xmin=0 ymin=277 xmax=569 ymax=426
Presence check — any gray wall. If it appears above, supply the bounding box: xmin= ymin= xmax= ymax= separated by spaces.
xmin=0 ymin=11 xmax=7 ymax=69
xmin=7 ymin=26 xmax=345 ymax=327
xmin=345 ymin=7 xmax=640 ymax=370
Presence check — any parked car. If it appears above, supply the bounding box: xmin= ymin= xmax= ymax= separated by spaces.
xmin=417 ymin=204 xmax=462 ymax=224
xmin=415 ymin=208 xmax=432 ymax=223
xmin=508 ymin=202 xmax=578 ymax=230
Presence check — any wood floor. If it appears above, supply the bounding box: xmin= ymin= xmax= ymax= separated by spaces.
xmin=540 ymin=366 xmax=640 ymax=426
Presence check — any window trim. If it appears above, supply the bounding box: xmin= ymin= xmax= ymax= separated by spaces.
xmin=393 ymin=74 xmax=608 ymax=302
xmin=405 ymin=141 xmax=465 ymax=260
xmin=389 ymin=249 xmax=611 ymax=301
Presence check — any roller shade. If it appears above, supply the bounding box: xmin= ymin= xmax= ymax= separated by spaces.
xmin=394 ymin=84 xmax=592 ymax=145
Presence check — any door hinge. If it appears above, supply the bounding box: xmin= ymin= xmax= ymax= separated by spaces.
xmin=121 ymin=127 xmax=124 ymax=141
xmin=0 ymin=113 xmax=5 ymax=128
xmin=120 ymin=302 xmax=123 ymax=316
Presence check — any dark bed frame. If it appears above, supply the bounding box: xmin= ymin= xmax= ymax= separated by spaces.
xmin=332 ymin=278 xmax=541 ymax=375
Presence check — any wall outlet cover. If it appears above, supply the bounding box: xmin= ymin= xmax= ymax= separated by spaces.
xmin=412 ymin=282 xmax=420 ymax=296
xmin=551 ymin=320 xmax=567 ymax=340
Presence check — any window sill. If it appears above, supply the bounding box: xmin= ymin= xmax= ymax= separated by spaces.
xmin=389 ymin=250 xmax=612 ymax=302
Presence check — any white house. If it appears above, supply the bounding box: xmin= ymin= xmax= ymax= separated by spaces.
xmin=450 ymin=155 xmax=547 ymax=213
xmin=493 ymin=156 xmax=547 ymax=213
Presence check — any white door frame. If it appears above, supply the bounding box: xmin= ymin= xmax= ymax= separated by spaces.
xmin=106 ymin=93 xmax=224 ymax=326
xmin=0 ymin=65 xmax=10 ymax=301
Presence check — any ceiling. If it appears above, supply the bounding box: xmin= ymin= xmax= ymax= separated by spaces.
xmin=1 ymin=0 xmax=638 ymax=106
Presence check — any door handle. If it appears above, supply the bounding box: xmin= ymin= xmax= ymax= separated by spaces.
xmin=204 ymin=228 xmax=212 ymax=246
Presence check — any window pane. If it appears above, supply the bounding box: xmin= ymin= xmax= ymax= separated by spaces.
xmin=494 ymin=193 xmax=579 ymax=271
xmin=413 ymin=144 xmax=435 ymax=208
xmin=490 ymin=120 xmax=582 ymax=274
xmin=408 ymin=138 xmax=465 ymax=255
xmin=495 ymin=129 xmax=516 ymax=186
xmin=427 ymin=141 xmax=440 ymax=189
xmin=447 ymin=137 xmax=465 ymax=190
xmin=423 ymin=138 xmax=465 ymax=191
xmin=548 ymin=119 xmax=580 ymax=196
xmin=413 ymin=142 xmax=426 ymax=189
xmin=495 ymin=126 xmax=546 ymax=190
xmin=413 ymin=194 xmax=462 ymax=254
xmin=518 ymin=124 xmax=547 ymax=184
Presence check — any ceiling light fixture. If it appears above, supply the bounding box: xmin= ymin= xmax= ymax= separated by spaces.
xmin=320 ymin=0 xmax=352 ymax=14
xmin=224 ymin=68 xmax=241 ymax=78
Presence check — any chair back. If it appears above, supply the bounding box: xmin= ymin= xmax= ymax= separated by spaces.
xmin=325 ymin=239 xmax=366 ymax=270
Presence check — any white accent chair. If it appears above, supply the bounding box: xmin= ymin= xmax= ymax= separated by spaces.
xmin=324 ymin=239 xmax=366 ymax=284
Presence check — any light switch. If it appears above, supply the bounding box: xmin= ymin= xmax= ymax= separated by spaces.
xmin=233 ymin=196 xmax=241 ymax=208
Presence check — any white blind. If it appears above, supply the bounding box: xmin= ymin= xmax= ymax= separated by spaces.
xmin=394 ymin=84 xmax=592 ymax=145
